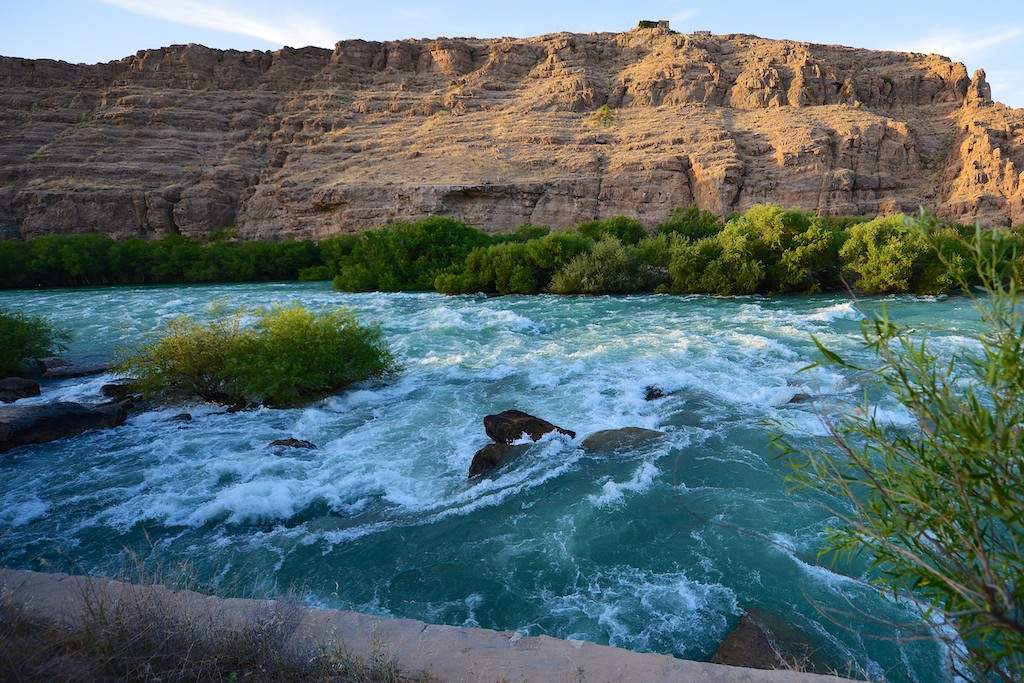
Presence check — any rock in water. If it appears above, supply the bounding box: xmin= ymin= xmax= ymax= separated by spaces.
xmin=0 ymin=378 xmax=40 ymax=403
xmin=643 ymin=386 xmax=665 ymax=401
xmin=711 ymin=609 xmax=833 ymax=674
xmin=580 ymin=427 xmax=666 ymax=452
xmin=0 ymin=401 xmax=129 ymax=453
xmin=169 ymin=413 xmax=193 ymax=423
xmin=43 ymin=361 xmax=110 ymax=379
xmin=269 ymin=438 xmax=317 ymax=449
xmin=483 ymin=410 xmax=575 ymax=445
xmin=468 ymin=443 xmax=529 ymax=479
xmin=101 ymin=380 xmax=137 ymax=399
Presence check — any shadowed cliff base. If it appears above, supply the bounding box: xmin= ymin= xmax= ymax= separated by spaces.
xmin=1 ymin=24 xmax=1022 ymax=240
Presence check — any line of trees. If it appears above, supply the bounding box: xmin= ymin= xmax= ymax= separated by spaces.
xmin=3 ymin=206 xmax=1021 ymax=294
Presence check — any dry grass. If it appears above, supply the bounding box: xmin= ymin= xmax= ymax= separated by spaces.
xmin=0 ymin=555 xmax=428 ymax=683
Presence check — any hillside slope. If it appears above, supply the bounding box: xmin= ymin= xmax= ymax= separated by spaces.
xmin=1 ymin=24 xmax=1022 ymax=239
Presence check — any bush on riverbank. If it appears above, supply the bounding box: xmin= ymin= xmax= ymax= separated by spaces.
xmin=118 ymin=305 xmax=395 ymax=407
xmin=0 ymin=309 xmax=68 ymax=376
xmin=779 ymin=232 xmax=1024 ymax=680
xmin=0 ymin=234 xmax=325 ymax=288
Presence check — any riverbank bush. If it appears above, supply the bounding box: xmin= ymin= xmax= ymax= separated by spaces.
xmin=0 ymin=309 xmax=68 ymax=376
xmin=0 ymin=234 xmax=325 ymax=288
xmin=3 ymin=206 xmax=1013 ymax=296
xmin=118 ymin=305 xmax=395 ymax=407
xmin=778 ymin=232 xmax=1024 ymax=680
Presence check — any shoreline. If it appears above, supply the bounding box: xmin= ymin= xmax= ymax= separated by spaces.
xmin=1 ymin=567 xmax=852 ymax=682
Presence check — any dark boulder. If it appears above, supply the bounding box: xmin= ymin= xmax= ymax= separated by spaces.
xmin=483 ymin=410 xmax=575 ymax=445
xmin=0 ymin=378 xmax=40 ymax=403
xmin=468 ymin=442 xmax=529 ymax=479
xmin=711 ymin=609 xmax=833 ymax=674
xmin=643 ymin=385 xmax=665 ymax=401
xmin=580 ymin=427 xmax=666 ymax=453
xmin=169 ymin=413 xmax=193 ymax=423
xmin=43 ymin=361 xmax=110 ymax=379
xmin=0 ymin=400 xmax=130 ymax=453
xmin=787 ymin=393 xmax=813 ymax=404
xmin=269 ymin=438 xmax=317 ymax=449
xmin=101 ymin=380 xmax=137 ymax=399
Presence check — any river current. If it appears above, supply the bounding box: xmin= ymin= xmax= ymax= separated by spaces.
xmin=0 ymin=283 xmax=979 ymax=681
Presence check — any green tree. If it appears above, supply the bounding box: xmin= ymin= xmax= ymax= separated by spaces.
xmin=0 ymin=310 xmax=68 ymax=376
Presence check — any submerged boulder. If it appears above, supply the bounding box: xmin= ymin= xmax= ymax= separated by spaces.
xmin=711 ymin=609 xmax=833 ymax=674
xmin=269 ymin=438 xmax=317 ymax=450
xmin=468 ymin=443 xmax=529 ymax=479
xmin=169 ymin=412 xmax=193 ymax=423
xmin=0 ymin=378 xmax=40 ymax=403
xmin=483 ymin=410 xmax=575 ymax=445
xmin=0 ymin=400 xmax=130 ymax=453
xmin=580 ymin=427 xmax=666 ymax=453
xmin=643 ymin=385 xmax=665 ymax=401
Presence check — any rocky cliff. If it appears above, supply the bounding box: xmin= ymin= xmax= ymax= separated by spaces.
xmin=2 ymin=25 xmax=1022 ymax=239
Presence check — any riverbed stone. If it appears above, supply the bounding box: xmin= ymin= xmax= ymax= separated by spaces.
xmin=468 ymin=442 xmax=529 ymax=479
xmin=169 ymin=412 xmax=193 ymax=423
xmin=0 ymin=378 xmax=40 ymax=403
xmin=712 ymin=609 xmax=832 ymax=674
xmin=270 ymin=438 xmax=317 ymax=449
xmin=100 ymin=380 xmax=137 ymax=399
xmin=483 ymin=409 xmax=575 ymax=445
xmin=643 ymin=385 xmax=665 ymax=401
xmin=0 ymin=400 xmax=130 ymax=453
xmin=580 ymin=427 xmax=666 ymax=453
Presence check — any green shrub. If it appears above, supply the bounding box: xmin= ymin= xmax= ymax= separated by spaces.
xmin=0 ymin=310 xmax=68 ymax=376
xmin=668 ymin=236 xmax=765 ymax=294
xmin=550 ymin=237 xmax=647 ymax=294
xmin=297 ymin=265 xmax=333 ymax=281
xmin=657 ymin=206 xmax=722 ymax=241
xmin=118 ymin=305 xmax=395 ymax=408
xmin=435 ymin=231 xmax=591 ymax=294
xmin=332 ymin=217 xmax=491 ymax=292
xmin=576 ymin=216 xmax=647 ymax=245
xmin=839 ymin=215 xmax=932 ymax=294
xmin=778 ymin=232 xmax=1024 ymax=680
xmin=492 ymin=224 xmax=551 ymax=244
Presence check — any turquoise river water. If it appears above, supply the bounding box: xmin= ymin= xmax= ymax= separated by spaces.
xmin=0 ymin=283 xmax=981 ymax=681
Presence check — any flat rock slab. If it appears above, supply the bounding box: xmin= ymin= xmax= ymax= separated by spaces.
xmin=43 ymin=362 xmax=110 ymax=379
xmin=0 ymin=568 xmax=854 ymax=683
xmin=0 ymin=401 xmax=129 ymax=453
xmin=580 ymin=427 xmax=666 ymax=453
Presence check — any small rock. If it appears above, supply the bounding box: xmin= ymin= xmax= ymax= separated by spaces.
xmin=468 ymin=442 xmax=528 ymax=479
xmin=101 ymin=380 xmax=137 ymax=399
xmin=0 ymin=400 xmax=129 ymax=453
xmin=169 ymin=413 xmax=193 ymax=423
xmin=643 ymin=385 xmax=665 ymax=401
xmin=269 ymin=438 xmax=316 ymax=449
xmin=483 ymin=409 xmax=575 ymax=445
xmin=788 ymin=393 xmax=813 ymax=404
xmin=580 ymin=427 xmax=666 ymax=453
xmin=0 ymin=378 xmax=41 ymax=403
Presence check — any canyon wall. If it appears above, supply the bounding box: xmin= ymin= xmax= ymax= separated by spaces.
xmin=1 ymin=25 xmax=1022 ymax=239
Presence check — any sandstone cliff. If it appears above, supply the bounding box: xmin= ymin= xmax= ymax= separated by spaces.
xmin=1 ymin=25 xmax=1022 ymax=239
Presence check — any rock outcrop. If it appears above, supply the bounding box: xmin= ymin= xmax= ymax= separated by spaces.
xmin=483 ymin=409 xmax=576 ymax=445
xmin=2 ymin=26 xmax=1022 ymax=239
xmin=580 ymin=427 xmax=666 ymax=452
xmin=0 ymin=400 xmax=129 ymax=453
xmin=0 ymin=378 xmax=40 ymax=403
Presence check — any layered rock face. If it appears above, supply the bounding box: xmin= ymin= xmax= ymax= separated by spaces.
xmin=2 ymin=25 xmax=1022 ymax=239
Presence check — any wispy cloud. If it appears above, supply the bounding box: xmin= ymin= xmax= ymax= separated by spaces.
xmin=669 ymin=9 xmax=699 ymax=26
xmin=904 ymin=26 xmax=1024 ymax=60
xmin=98 ymin=0 xmax=337 ymax=48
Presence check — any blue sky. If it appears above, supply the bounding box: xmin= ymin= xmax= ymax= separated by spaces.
xmin=2 ymin=1 xmax=1022 ymax=106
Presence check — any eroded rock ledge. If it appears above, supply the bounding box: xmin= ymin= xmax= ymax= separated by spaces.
xmin=2 ymin=26 xmax=1021 ymax=239
xmin=0 ymin=567 xmax=851 ymax=682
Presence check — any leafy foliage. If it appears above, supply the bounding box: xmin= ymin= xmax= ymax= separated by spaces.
xmin=576 ymin=216 xmax=648 ymax=245
xmin=118 ymin=305 xmax=395 ymax=408
xmin=657 ymin=206 xmax=723 ymax=241
xmin=0 ymin=309 xmax=68 ymax=376
xmin=549 ymin=236 xmax=661 ymax=294
xmin=331 ymin=217 xmax=491 ymax=292
xmin=779 ymin=230 xmax=1024 ymax=681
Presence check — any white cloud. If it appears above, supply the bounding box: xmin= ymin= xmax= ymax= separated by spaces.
xmin=98 ymin=0 xmax=337 ymax=48
xmin=904 ymin=26 xmax=1023 ymax=60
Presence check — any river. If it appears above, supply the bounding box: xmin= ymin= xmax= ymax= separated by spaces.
xmin=1 ymin=282 xmax=976 ymax=681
